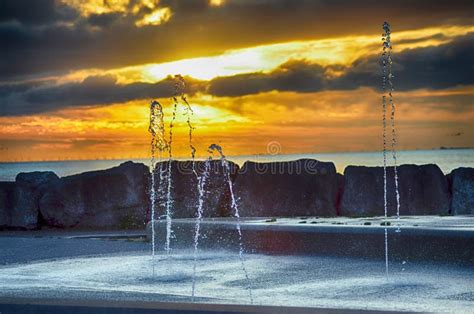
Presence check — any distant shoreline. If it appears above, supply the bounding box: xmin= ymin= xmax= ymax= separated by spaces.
xmin=1 ymin=147 xmax=474 ymax=165
xmin=438 ymin=146 xmax=474 ymax=150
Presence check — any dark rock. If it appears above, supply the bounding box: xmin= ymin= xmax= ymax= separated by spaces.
xmin=340 ymin=164 xmax=449 ymax=216
xmin=449 ymin=167 xmax=474 ymax=215
xmin=0 ymin=182 xmax=16 ymax=228
xmin=233 ymin=159 xmax=339 ymax=217
xmin=336 ymin=173 xmax=345 ymax=215
xmin=152 ymin=160 xmax=239 ymax=218
xmin=39 ymin=162 xmax=149 ymax=229
xmin=11 ymin=172 xmax=59 ymax=229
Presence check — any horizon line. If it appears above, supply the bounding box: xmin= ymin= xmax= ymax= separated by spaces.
xmin=1 ymin=147 xmax=473 ymax=164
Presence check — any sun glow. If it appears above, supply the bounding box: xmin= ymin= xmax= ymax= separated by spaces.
xmin=143 ymin=50 xmax=265 ymax=81
xmin=209 ymin=0 xmax=225 ymax=6
xmin=61 ymin=0 xmax=130 ymax=16
xmin=48 ymin=24 xmax=474 ymax=85
xmin=2 ymin=85 xmax=474 ymax=161
xmin=133 ymin=25 xmax=474 ymax=82
xmin=61 ymin=0 xmax=172 ymax=27
xmin=135 ymin=7 xmax=172 ymax=27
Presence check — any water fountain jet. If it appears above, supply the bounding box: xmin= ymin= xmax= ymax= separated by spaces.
xmin=148 ymin=100 xmax=168 ymax=274
xmin=208 ymin=144 xmax=254 ymax=304
xmin=381 ymin=21 xmax=402 ymax=279
xmin=191 ymin=157 xmax=211 ymax=301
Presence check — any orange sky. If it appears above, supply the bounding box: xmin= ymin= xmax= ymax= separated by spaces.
xmin=0 ymin=0 xmax=473 ymax=162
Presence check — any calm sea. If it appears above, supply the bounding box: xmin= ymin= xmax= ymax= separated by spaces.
xmin=1 ymin=149 xmax=473 ymax=182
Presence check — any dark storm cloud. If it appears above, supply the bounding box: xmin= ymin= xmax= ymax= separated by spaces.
xmin=396 ymin=33 xmax=448 ymax=45
xmin=0 ymin=75 xmax=205 ymax=116
xmin=208 ymin=33 xmax=474 ymax=96
xmin=0 ymin=0 xmax=76 ymax=26
xmin=0 ymin=80 xmax=53 ymax=97
xmin=1 ymin=0 xmax=473 ymax=80
xmin=332 ymin=33 xmax=474 ymax=91
xmin=87 ymin=13 xmax=122 ymax=28
xmin=208 ymin=61 xmax=327 ymax=97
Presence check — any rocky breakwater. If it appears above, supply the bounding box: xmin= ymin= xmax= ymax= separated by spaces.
xmin=1 ymin=160 xmax=474 ymax=231
xmin=38 ymin=161 xmax=149 ymax=229
xmin=233 ymin=159 xmax=342 ymax=217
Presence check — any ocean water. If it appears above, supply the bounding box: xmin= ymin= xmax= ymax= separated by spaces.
xmin=0 ymin=149 xmax=473 ymax=181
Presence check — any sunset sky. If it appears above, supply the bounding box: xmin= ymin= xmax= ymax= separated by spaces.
xmin=1 ymin=0 xmax=473 ymax=162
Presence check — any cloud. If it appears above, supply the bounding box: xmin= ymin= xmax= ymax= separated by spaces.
xmin=0 ymin=75 xmax=205 ymax=116
xmin=396 ymin=33 xmax=449 ymax=45
xmin=2 ymin=86 xmax=474 ymax=161
xmin=1 ymin=0 xmax=473 ymax=80
xmin=208 ymin=60 xmax=327 ymax=96
xmin=332 ymin=32 xmax=474 ymax=91
xmin=87 ymin=13 xmax=122 ymax=28
xmin=1 ymin=33 xmax=473 ymax=116
xmin=0 ymin=0 xmax=76 ymax=26
xmin=208 ymin=33 xmax=474 ymax=96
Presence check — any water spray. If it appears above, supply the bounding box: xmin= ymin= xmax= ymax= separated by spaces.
xmin=191 ymin=158 xmax=211 ymax=301
xmin=382 ymin=21 xmax=390 ymax=280
xmin=148 ymin=100 xmax=167 ymax=275
xmin=208 ymin=144 xmax=254 ymax=304
xmin=383 ymin=23 xmax=401 ymax=232
xmin=382 ymin=21 xmax=401 ymax=279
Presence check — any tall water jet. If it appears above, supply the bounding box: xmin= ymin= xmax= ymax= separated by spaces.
xmin=148 ymin=100 xmax=168 ymax=273
xmin=174 ymin=75 xmax=197 ymax=174
xmin=381 ymin=21 xmax=390 ymax=279
xmin=382 ymin=21 xmax=402 ymax=278
xmin=162 ymin=77 xmax=185 ymax=255
xmin=172 ymin=75 xmax=208 ymax=301
xmin=208 ymin=144 xmax=254 ymax=304
xmin=383 ymin=23 xmax=401 ymax=233
xmin=191 ymin=158 xmax=211 ymax=301
xmin=161 ymin=75 xmax=196 ymax=255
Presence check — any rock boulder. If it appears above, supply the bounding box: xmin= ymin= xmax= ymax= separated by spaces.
xmin=340 ymin=164 xmax=449 ymax=216
xmin=0 ymin=182 xmax=16 ymax=228
xmin=151 ymin=160 xmax=239 ymax=218
xmin=449 ymin=167 xmax=474 ymax=215
xmin=12 ymin=172 xmax=59 ymax=229
xmin=233 ymin=159 xmax=339 ymax=217
xmin=39 ymin=161 xmax=149 ymax=229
